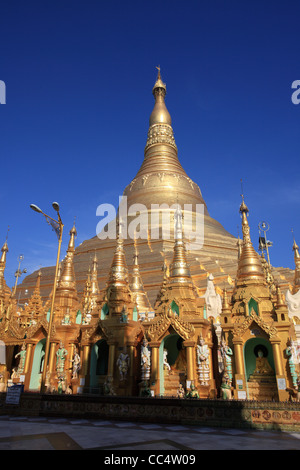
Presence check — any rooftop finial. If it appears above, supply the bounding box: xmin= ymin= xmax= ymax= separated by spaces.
xmin=292 ymin=228 xmax=300 ymax=259
xmin=240 ymin=178 xmax=244 ymax=201
xmin=156 ymin=65 xmax=161 ymax=79
xmin=239 ymin=179 xmax=249 ymax=218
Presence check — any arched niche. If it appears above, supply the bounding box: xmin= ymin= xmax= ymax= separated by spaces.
xmin=90 ymin=339 xmax=109 ymax=388
xmin=29 ymin=338 xmax=46 ymax=391
xmin=243 ymin=337 xmax=275 ymax=381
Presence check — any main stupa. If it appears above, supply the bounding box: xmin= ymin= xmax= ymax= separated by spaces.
xmin=18 ymin=69 xmax=279 ymax=305
xmin=4 ymin=68 xmax=298 ymax=403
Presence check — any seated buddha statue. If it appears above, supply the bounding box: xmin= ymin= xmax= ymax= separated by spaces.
xmin=254 ymin=349 xmax=274 ymax=375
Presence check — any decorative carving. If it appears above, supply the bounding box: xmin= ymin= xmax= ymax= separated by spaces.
xmin=97 ymin=320 xmax=116 ymax=342
xmin=145 ymin=308 xmax=194 ymax=342
xmin=145 ymin=123 xmax=177 ymax=150
xmin=233 ymin=309 xmax=278 ymax=339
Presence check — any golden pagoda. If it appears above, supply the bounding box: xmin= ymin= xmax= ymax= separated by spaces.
xmin=18 ymin=67 xmax=240 ymax=308
xmin=0 ymin=69 xmax=298 ymax=402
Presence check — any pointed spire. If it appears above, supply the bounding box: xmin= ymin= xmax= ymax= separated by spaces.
xmin=0 ymin=240 xmax=8 ymax=265
xmin=0 ymin=228 xmax=9 ymax=265
xmin=130 ymin=245 xmax=152 ymax=313
xmin=155 ymin=256 xmax=169 ymax=307
xmin=292 ymin=232 xmax=300 ymax=289
xmin=106 ymin=220 xmax=133 ymax=314
xmin=123 ymin=68 xmax=208 ymax=217
xmin=23 ymin=270 xmax=44 ymax=318
xmin=108 ymin=221 xmax=129 ymax=287
xmin=56 ymin=222 xmax=78 ymax=298
xmin=276 ymin=285 xmax=285 ymax=308
xmin=293 ymin=238 xmax=300 ymax=259
xmin=149 ymin=66 xmax=172 ymax=127
xmin=144 ymin=67 xmax=178 ymax=162
xmin=222 ymin=288 xmax=231 ymax=314
xmin=90 ymin=252 xmax=100 ymax=298
xmin=168 ymin=205 xmax=193 ymax=285
xmin=0 ymin=234 xmax=9 ymax=298
xmin=67 ymin=219 xmax=77 ymax=251
xmin=236 ymin=194 xmax=265 ymax=285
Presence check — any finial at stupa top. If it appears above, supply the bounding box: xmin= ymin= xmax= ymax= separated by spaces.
xmin=149 ymin=66 xmax=171 ymax=126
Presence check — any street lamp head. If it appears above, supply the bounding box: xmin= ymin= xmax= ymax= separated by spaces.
xmin=52 ymin=202 xmax=60 ymax=212
xmin=30 ymin=204 xmax=43 ymax=214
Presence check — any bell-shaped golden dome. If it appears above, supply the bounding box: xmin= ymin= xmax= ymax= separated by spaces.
xmin=123 ymin=67 xmax=207 ymax=213
xmin=149 ymin=68 xmax=172 ymax=126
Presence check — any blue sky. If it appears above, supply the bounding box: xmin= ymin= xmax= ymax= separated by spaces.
xmin=0 ymin=0 xmax=300 ymax=288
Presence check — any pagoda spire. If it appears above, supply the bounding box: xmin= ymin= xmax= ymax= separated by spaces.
xmin=292 ymin=236 xmax=300 ymax=291
xmin=142 ymin=67 xmax=180 ymax=171
xmin=23 ymin=270 xmax=44 ymax=319
xmin=56 ymin=222 xmax=78 ymax=300
xmin=221 ymin=288 xmax=231 ymax=316
xmin=236 ymin=195 xmax=265 ymax=285
xmin=0 ymin=234 xmax=9 ymax=300
xmin=130 ymin=244 xmax=152 ymax=313
xmin=106 ymin=221 xmax=133 ymax=314
xmin=90 ymin=252 xmax=100 ymax=300
xmin=123 ymin=68 xmax=208 ymax=219
xmin=168 ymin=205 xmax=193 ymax=285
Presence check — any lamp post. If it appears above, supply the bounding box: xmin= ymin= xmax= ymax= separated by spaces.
xmin=258 ymin=221 xmax=272 ymax=266
xmin=30 ymin=202 xmax=64 ymax=393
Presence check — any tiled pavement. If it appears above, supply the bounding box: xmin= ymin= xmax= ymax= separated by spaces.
xmin=0 ymin=415 xmax=299 ymax=450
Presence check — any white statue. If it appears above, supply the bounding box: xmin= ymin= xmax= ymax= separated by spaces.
xmin=202 ymin=274 xmax=222 ymax=321
xmin=70 ymin=348 xmax=81 ymax=379
xmin=116 ymin=349 xmax=130 ymax=381
xmin=286 ymin=289 xmax=300 ymax=322
xmin=141 ymin=339 xmax=151 ymax=381
xmin=196 ymin=336 xmax=210 ymax=385
xmin=163 ymin=349 xmax=171 ymax=371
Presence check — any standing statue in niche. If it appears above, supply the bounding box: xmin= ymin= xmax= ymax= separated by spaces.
xmin=196 ymin=336 xmax=210 ymax=385
xmin=56 ymin=341 xmax=68 ymax=374
xmin=70 ymin=348 xmax=81 ymax=379
xmin=220 ymin=339 xmax=233 ymax=380
xmin=15 ymin=343 xmax=26 ymax=376
xmin=116 ymin=348 xmax=130 ymax=381
xmin=163 ymin=349 xmax=171 ymax=372
xmin=141 ymin=339 xmax=151 ymax=381
xmin=286 ymin=340 xmax=299 ymax=387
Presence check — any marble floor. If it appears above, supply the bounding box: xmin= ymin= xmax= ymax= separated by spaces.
xmin=0 ymin=415 xmax=299 ymax=451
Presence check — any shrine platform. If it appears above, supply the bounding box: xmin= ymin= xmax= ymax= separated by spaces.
xmin=1 ymin=392 xmax=300 ymax=433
